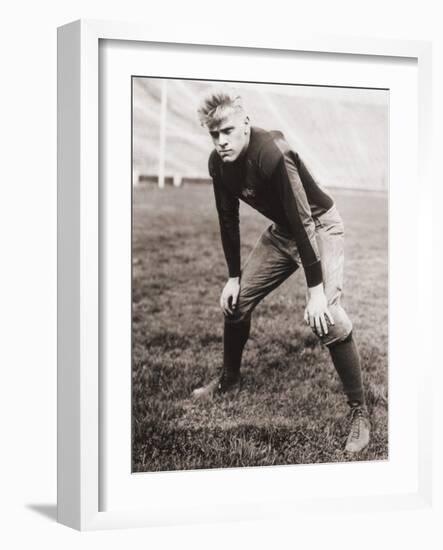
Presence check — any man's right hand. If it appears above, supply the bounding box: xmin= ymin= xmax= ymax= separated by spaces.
xmin=220 ymin=277 xmax=240 ymax=316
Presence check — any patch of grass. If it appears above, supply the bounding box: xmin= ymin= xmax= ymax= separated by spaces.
xmin=132 ymin=184 xmax=388 ymax=472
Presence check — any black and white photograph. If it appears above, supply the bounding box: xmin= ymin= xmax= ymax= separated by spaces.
xmin=3 ymin=0 xmax=439 ymax=543
xmin=131 ymin=77 xmax=389 ymax=473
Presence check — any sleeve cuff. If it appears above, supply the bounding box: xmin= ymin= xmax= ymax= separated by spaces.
xmin=305 ymin=260 xmax=323 ymax=288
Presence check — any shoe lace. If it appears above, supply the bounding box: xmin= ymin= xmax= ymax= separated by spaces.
xmin=349 ymin=407 xmax=364 ymax=440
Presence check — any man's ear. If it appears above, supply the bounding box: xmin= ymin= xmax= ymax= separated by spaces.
xmin=244 ymin=115 xmax=250 ymax=133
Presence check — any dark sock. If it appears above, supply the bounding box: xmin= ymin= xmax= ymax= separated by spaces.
xmin=223 ymin=318 xmax=251 ymax=380
xmin=327 ymin=331 xmax=365 ymax=406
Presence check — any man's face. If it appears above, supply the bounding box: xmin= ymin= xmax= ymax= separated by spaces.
xmin=208 ymin=109 xmax=250 ymax=163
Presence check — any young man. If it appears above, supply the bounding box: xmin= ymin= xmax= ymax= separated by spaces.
xmin=193 ymin=86 xmax=370 ymax=453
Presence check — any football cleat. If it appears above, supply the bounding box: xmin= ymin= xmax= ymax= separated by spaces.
xmin=191 ymin=371 xmax=241 ymax=400
xmin=345 ymin=404 xmax=371 ymax=453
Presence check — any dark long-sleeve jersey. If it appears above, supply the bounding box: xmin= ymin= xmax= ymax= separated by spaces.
xmin=209 ymin=126 xmax=335 ymax=288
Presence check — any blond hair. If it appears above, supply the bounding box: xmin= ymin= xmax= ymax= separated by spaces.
xmin=197 ymin=85 xmax=246 ymax=128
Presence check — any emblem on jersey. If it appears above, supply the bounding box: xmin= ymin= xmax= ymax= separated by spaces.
xmin=241 ymin=185 xmax=256 ymax=200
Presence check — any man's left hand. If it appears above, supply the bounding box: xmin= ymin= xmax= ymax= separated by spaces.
xmin=304 ymin=284 xmax=334 ymax=337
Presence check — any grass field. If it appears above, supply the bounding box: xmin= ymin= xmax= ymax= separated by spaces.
xmin=132 ymin=184 xmax=388 ymax=472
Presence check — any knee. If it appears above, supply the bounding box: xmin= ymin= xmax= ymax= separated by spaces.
xmin=326 ymin=329 xmax=353 ymax=348
xmin=224 ymin=307 xmax=252 ymax=324
xmin=318 ymin=304 xmax=352 ymax=347
xmin=224 ymin=298 xmax=253 ymax=324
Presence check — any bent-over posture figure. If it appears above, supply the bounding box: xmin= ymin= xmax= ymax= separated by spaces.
xmin=193 ymin=87 xmax=370 ymax=453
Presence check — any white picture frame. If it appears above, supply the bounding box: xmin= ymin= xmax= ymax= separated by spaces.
xmin=57 ymin=19 xmax=433 ymax=531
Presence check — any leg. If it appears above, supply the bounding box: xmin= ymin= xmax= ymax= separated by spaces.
xmin=226 ymin=225 xmax=299 ymax=324
xmin=314 ymin=205 xmax=364 ymax=404
xmin=193 ymin=225 xmax=297 ymax=398
xmin=222 ymin=224 xmax=298 ymax=376
xmin=222 ymin=317 xmax=251 ymax=384
xmin=313 ymin=206 xmax=369 ymax=452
